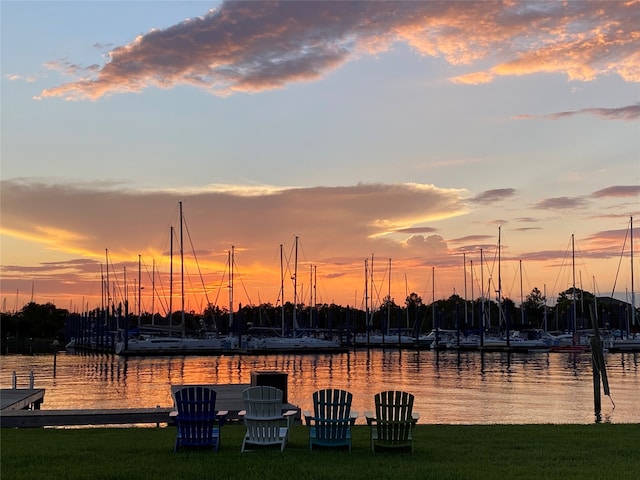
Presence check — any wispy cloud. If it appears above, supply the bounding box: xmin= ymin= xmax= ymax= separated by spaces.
xmin=548 ymin=104 xmax=640 ymax=121
xmin=534 ymin=196 xmax=588 ymax=210
xmin=5 ymin=73 xmax=37 ymax=82
xmin=471 ymin=188 xmax=517 ymax=205
xmin=591 ymin=185 xmax=640 ymax=198
xmin=515 ymin=103 xmax=640 ymax=121
xmin=37 ymin=1 xmax=640 ymax=100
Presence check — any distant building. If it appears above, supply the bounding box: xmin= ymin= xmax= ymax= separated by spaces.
xmin=595 ymin=297 xmax=638 ymax=332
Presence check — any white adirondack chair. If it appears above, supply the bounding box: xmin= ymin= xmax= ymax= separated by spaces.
xmin=240 ymin=386 xmax=296 ymax=452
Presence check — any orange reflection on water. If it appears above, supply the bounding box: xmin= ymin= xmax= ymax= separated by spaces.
xmin=1 ymin=350 xmax=638 ymax=424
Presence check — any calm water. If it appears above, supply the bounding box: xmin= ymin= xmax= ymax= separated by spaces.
xmin=2 ymin=350 xmax=638 ymax=424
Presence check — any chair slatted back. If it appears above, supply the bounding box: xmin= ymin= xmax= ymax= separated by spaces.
xmin=242 ymin=386 xmax=287 ymax=451
xmin=374 ymin=390 xmax=414 ymax=445
xmin=243 ymin=386 xmax=283 ymax=419
xmin=174 ymin=386 xmax=218 ymax=448
xmin=313 ymin=388 xmax=352 ymax=442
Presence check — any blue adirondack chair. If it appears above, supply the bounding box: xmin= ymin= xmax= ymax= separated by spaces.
xmin=365 ymin=390 xmax=419 ymax=453
xmin=304 ymin=388 xmax=357 ymax=452
xmin=172 ymin=385 xmax=227 ymax=452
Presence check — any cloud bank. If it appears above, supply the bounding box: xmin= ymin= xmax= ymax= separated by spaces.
xmin=0 ymin=179 xmax=466 ymax=265
xmin=37 ymin=1 xmax=640 ymax=100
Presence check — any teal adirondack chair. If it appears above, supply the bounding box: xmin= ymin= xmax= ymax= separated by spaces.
xmin=240 ymin=386 xmax=297 ymax=452
xmin=304 ymin=388 xmax=357 ymax=452
xmin=172 ymin=386 xmax=227 ymax=452
xmin=365 ymin=390 xmax=419 ymax=453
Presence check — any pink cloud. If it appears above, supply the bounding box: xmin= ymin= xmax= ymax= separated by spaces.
xmin=38 ymin=1 xmax=640 ymax=100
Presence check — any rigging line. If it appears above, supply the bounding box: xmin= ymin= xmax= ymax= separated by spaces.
xmin=181 ymin=216 xmax=214 ymax=311
xmin=231 ymin=255 xmax=254 ymax=307
xmin=573 ymin=240 xmax=595 ymax=291
xmin=610 ymin=219 xmax=630 ymax=299
xmin=211 ymin=252 xmax=229 ymax=309
xmin=152 ymin=259 xmax=169 ymax=316
xmin=106 ymin=252 xmax=125 ymax=306
xmin=548 ymin=235 xmax=573 ymax=302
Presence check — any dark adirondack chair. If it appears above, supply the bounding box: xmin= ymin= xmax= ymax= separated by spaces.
xmin=365 ymin=390 xmax=419 ymax=453
xmin=172 ymin=385 xmax=227 ymax=452
xmin=303 ymin=388 xmax=357 ymax=452
xmin=240 ymin=386 xmax=297 ymax=452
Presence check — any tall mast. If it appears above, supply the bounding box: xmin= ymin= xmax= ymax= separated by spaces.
xmin=364 ymin=258 xmax=369 ymax=343
xmin=313 ymin=264 xmax=317 ymax=328
xmin=631 ymin=217 xmax=636 ymax=328
xmin=370 ymin=253 xmax=374 ymax=331
xmin=138 ymin=254 xmax=142 ymax=328
xmin=179 ymin=201 xmax=185 ymax=338
xmin=124 ymin=265 xmax=127 ymax=323
xmin=470 ymin=259 xmax=474 ymax=328
xmin=100 ymin=264 xmax=105 ymax=323
xmin=169 ymin=226 xmax=173 ymax=324
xmin=432 ymin=266 xmax=436 ymax=345
xmin=293 ymin=235 xmax=298 ymax=331
xmin=543 ymin=284 xmax=548 ymax=332
xmin=151 ymin=259 xmax=156 ymax=326
xmin=229 ymin=246 xmax=234 ymax=329
xmin=280 ymin=244 xmax=285 ymax=336
xmin=520 ymin=259 xmax=524 ymax=325
xmin=480 ymin=248 xmax=485 ymax=347
xmin=572 ymin=233 xmax=577 ymax=343
xmin=497 ymin=226 xmax=503 ymax=330
xmin=463 ymin=253 xmax=468 ymax=328
xmin=105 ymin=249 xmax=110 ymax=326
xmin=387 ymin=258 xmax=391 ymax=337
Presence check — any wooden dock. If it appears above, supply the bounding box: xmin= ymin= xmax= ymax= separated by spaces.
xmin=1 ymin=384 xmax=300 ymax=428
xmin=1 ymin=388 xmax=45 ymax=411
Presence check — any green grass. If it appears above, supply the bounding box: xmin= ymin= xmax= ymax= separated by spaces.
xmin=2 ymin=424 xmax=638 ymax=480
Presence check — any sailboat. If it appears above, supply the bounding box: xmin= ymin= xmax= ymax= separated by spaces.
xmin=115 ymin=202 xmax=233 ymax=356
xmin=551 ymin=234 xmax=591 ymax=352
xmin=246 ymin=237 xmax=344 ymax=353
xmin=611 ymin=216 xmax=640 ymax=352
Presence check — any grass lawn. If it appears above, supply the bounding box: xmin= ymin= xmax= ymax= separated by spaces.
xmin=2 ymin=424 xmax=638 ymax=480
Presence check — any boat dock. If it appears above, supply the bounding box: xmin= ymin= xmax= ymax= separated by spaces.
xmin=1 ymin=383 xmax=300 ymax=428
xmin=1 ymin=388 xmax=46 ymax=411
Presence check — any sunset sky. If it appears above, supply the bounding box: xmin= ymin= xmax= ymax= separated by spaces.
xmin=1 ymin=1 xmax=639 ymax=316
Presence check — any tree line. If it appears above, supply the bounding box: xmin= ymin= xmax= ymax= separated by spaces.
xmin=2 ymin=287 xmax=637 ymax=345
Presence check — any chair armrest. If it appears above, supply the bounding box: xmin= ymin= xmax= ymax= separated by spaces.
xmin=412 ymin=412 xmax=420 ymax=424
xmin=217 ymin=410 xmax=229 ymax=418
xmin=364 ymin=411 xmax=374 ymax=426
xmin=238 ymin=410 xmax=246 ymax=417
xmin=350 ymin=411 xmax=358 ymax=425
xmin=169 ymin=410 xmax=178 ymax=419
xmin=302 ymin=410 xmax=312 ymax=425
xmin=283 ymin=409 xmax=297 ymax=427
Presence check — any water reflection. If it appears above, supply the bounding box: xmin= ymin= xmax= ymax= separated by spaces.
xmin=1 ymin=350 xmax=638 ymax=424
